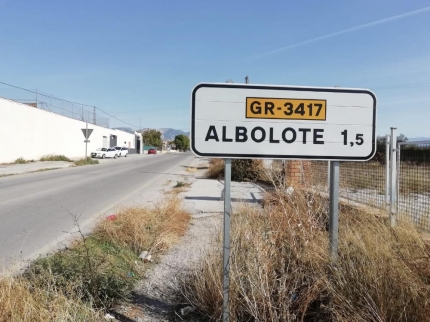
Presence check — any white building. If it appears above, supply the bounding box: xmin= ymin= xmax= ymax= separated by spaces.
xmin=0 ymin=97 xmax=141 ymax=163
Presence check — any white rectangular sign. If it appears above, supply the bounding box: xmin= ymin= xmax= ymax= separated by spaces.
xmin=191 ymin=83 xmax=376 ymax=161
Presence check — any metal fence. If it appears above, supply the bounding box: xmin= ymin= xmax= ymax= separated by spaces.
xmin=0 ymin=85 xmax=109 ymax=128
xmin=306 ymin=134 xmax=430 ymax=231
xmin=308 ymin=143 xmax=386 ymax=210
xmin=398 ymin=141 xmax=430 ymax=229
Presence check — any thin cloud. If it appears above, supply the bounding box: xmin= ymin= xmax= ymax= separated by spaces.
xmin=253 ymin=6 xmax=430 ymax=59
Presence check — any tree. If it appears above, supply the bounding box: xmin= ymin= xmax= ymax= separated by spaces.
xmin=174 ymin=134 xmax=190 ymax=151
xmin=397 ymin=134 xmax=408 ymax=143
xmin=142 ymin=129 xmax=163 ymax=149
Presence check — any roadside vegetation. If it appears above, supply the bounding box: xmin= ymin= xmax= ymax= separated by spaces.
xmin=0 ymin=197 xmax=190 ymax=321
xmin=40 ymin=154 xmax=72 ymax=162
xmin=142 ymin=129 xmax=163 ymax=149
xmin=174 ymin=180 xmax=191 ymax=188
xmin=174 ymin=134 xmax=190 ymax=151
xmin=14 ymin=158 xmax=34 ymax=164
xmin=181 ymin=188 xmax=430 ymax=321
xmin=74 ymin=157 xmax=99 ymax=166
xmin=206 ymin=158 xmax=267 ymax=182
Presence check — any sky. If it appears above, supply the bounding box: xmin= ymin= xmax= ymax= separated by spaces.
xmin=0 ymin=0 xmax=429 ymax=137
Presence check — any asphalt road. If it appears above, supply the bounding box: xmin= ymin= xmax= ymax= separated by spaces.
xmin=0 ymin=152 xmax=194 ymax=271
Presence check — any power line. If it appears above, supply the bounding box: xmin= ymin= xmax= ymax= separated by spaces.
xmin=0 ymin=81 xmax=95 ymax=108
xmin=94 ymin=106 xmax=140 ymax=129
xmin=116 ymin=107 xmax=188 ymax=115
xmin=0 ymin=80 xmax=140 ymax=129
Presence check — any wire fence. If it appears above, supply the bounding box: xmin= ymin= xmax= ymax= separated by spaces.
xmin=398 ymin=141 xmax=430 ymax=229
xmin=307 ymin=141 xmax=386 ymax=210
xmin=0 ymin=86 xmax=109 ymax=128
xmin=306 ymin=139 xmax=430 ymax=231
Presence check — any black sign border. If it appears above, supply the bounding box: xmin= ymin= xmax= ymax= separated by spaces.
xmin=191 ymin=83 xmax=377 ymax=161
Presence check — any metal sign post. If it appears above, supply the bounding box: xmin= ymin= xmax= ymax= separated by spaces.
xmin=85 ymin=122 xmax=88 ymax=159
xmin=329 ymin=161 xmax=339 ymax=264
xmin=223 ymin=158 xmax=232 ymax=322
xmin=81 ymin=125 xmax=93 ymax=159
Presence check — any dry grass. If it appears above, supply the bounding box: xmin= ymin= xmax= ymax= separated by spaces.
xmin=399 ymin=165 xmax=430 ymax=194
xmin=0 ymin=276 xmax=102 ymax=322
xmin=94 ymin=196 xmax=191 ymax=255
xmin=185 ymin=167 xmax=198 ymax=173
xmin=182 ymin=189 xmax=430 ymax=321
xmin=207 ymin=159 xmax=225 ymax=179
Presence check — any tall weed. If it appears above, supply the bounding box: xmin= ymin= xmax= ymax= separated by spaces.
xmin=182 ymin=189 xmax=430 ymax=321
xmin=94 ymin=196 xmax=190 ymax=255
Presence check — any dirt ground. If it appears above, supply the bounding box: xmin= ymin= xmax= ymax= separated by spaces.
xmin=113 ymin=160 xmax=222 ymax=322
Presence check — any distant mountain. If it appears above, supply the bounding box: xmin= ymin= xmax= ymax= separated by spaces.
xmin=141 ymin=128 xmax=190 ymax=141
xmin=409 ymin=137 xmax=430 ymax=142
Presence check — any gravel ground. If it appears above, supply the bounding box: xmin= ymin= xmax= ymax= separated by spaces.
xmin=112 ymin=158 xmax=222 ymax=322
xmin=132 ymin=212 xmax=222 ymax=321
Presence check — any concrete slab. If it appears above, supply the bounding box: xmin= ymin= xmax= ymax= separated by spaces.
xmin=183 ymin=178 xmax=265 ymax=214
xmin=184 ymin=179 xmax=225 ymax=213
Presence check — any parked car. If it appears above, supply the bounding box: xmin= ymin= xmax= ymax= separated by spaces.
xmin=114 ymin=146 xmax=128 ymax=157
xmin=91 ymin=147 xmax=118 ymax=159
xmin=148 ymin=149 xmax=157 ymax=155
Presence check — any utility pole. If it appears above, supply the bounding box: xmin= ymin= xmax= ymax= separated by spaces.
xmin=245 ymin=76 xmax=249 ymax=84
xmin=93 ymin=106 xmax=96 ymax=125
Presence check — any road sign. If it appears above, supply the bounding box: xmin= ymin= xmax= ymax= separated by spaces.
xmin=81 ymin=128 xmax=93 ymax=140
xmin=84 ymin=140 xmax=90 ymax=143
xmin=191 ymin=83 xmax=377 ymax=161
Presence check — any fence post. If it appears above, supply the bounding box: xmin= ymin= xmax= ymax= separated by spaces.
xmin=396 ymin=140 xmax=401 ymax=223
xmin=390 ymin=128 xmax=397 ymax=227
xmin=329 ymin=161 xmax=340 ymax=264
xmin=385 ymin=135 xmax=390 ymax=213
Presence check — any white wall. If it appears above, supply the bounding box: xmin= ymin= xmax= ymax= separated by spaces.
xmin=0 ymin=97 xmax=136 ymax=163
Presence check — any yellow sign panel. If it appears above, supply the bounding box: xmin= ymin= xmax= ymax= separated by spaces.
xmin=246 ymin=97 xmax=327 ymax=121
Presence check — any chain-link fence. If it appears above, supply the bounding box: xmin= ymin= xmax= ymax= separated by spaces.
xmin=398 ymin=141 xmax=430 ymax=229
xmin=0 ymin=85 xmax=109 ymax=128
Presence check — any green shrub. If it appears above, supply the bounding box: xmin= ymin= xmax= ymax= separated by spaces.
xmin=40 ymin=154 xmax=72 ymax=162
xmin=14 ymin=158 xmax=30 ymax=164
xmin=231 ymin=159 xmax=263 ymax=182
xmin=74 ymin=158 xmax=99 ymax=166
xmin=207 ymin=159 xmax=264 ymax=182
xmin=25 ymin=237 xmax=140 ymax=308
xmin=174 ymin=181 xmax=190 ymax=188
